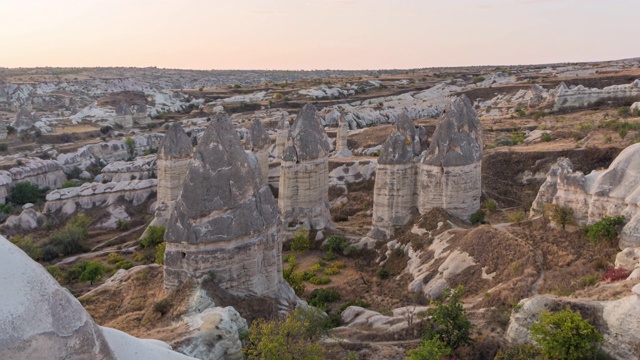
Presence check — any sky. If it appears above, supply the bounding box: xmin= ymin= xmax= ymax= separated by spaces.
xmin=1 ymin=0 xmax=638 ymax=70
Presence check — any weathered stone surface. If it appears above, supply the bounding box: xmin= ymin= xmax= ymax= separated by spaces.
xmin=115 ymin=102 xmax=133 ymax=128
xmin=333 ymin=115 xmax=352 ymax=157
xmin=417 ymin=96 xmax=483 ymax=220
xmin=275 ymin=115 xmax=290 ymax=159
xmin=100 ymin=155 xmax=157 ymax=182
xmin=554 ymin=79 xmax=640 ymax=111
xmin=616 ymin=247 xmax=640 ymax=271
xmin=0 ymin=236 xmax=197 ymax=360
xmin=279 ymin=103 xmax=331 ymax=230
xmin=159 ymin=123 xmax=193 ymax=160
xmin=11 ymin=107 xmax=40 ymax=131
xmin=531 ymin=144 xmax=640 ymax=248
xmin=44 ymin=179 xmax=157 ymax=222
xmin=4 ymin=208 xmax=46 ymax=232
xmin=7 ymin=158 xmax=67 ymax=190
xmin=506 ymin=292 xmax=640 ymax=360
xmin=164 ymin=113 xmax=292 ymax=301
xmin=247 ymin=119 xmax=271 ymax=186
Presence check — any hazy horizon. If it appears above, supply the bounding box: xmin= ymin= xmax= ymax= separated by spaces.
xmin=2 ymin=0 xmax=638 ymax=71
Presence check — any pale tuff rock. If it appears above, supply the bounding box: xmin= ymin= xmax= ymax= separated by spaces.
xmin=44 ymin=179 xmax=157 ymax=220
xmin=275 ymin=115 xmax=290 ymax=159
xmin=11 ymin=107 xmax=40 ymax=131
xmin=100 ymin=155 xmax=157 ymax=182
xmin=339 ymin=305 xmax=429 ymax=333
xmin=0 ymin=236 xmax=196 ymax=360
xmin=115 ymin=101 xmax=133 ymax=128
xmin=279 ymin=103 xmax=332 ymax=230
xmin=4 ymin=208 xmax=47 ymax=232
xmin=154 ymin=123 xmax=192 ymax=227
xmin=417 ymin=95 xmax=482 ymax=220
xmin=164 ymin=113 xmax=293 ymax=302
xmin=615 ymin=247 xmax=640 ymax=271
xmin=133 ymin=103 xmax=151 ymax=125
xmin=506 ymin=292 xmax=640 ymax=360
xmin=7 ymin=158 xmax=67 ymax=190
xmin=531 ymin=144 xmax=640 ymax=248
xmin=528 ymin=84 xmax=547 ymax=108
xmin=0 ymin=171 xmax=11 ymax=204
xmin=631 ymin=102 xmax=640 ymax=114
xmin=0 ymin=123 xmax=7 ymax=139
xmin=554 ymin=79 xmax=640 ymax=111
xmin=248 ymin=119 xmax=271 ymax=186
xmin=333 ymin=115 xmax=352 ymax=158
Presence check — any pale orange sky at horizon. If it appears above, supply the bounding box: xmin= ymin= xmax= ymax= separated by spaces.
xmin=1 ymin=0 xmax=638 ymax=70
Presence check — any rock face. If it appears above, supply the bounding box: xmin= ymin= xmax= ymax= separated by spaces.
xmin=333 ymin=115 xmax=352 ymax=157
xmin=6 ymin=158 xmax=67 ymax=190
xmin=11 ymin=107 xmax=39 ymax=131
xmin=0 ymin=236 xmax=196 ymax=360
xmin=115 ymin=101 xmax=133 ymax=128
xmin=4 ymin=207 xmax=46 ymax=232
xmin=506 ymin=287 xmax=640 ymax=360
xmin=278 ymin=103 xmax=332 ymax=230
xmin=370 ymin=113 xmax=420 ymax=240
xmin=531 ymin=144 xmax=640 ymax=248
xmin=155 ymin=123 xmax=192 ymax=226
xmin=164 ymin=113 xmax=292 ymax=301
xmin=554 ymin=79 xmax=640 ymax=111
xmin=275 ymin=115 xmax=290 ymax=159
xmin=133 ymin=103 xmax=151 ymax=125
xmin=417 ymin=95 xmax=483 ymax=220
xmin=99 ymin=155 xmax=157 ymax=182
xmin=247 ymin=119 xmax=271 ymax=186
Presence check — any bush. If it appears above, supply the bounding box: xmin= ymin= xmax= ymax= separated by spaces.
xmin=140 ymin=225 xmax=165 ymax=248
xmin=424 ymin=285 xmax=473 ymax=352
xmin=376 ymin=268 xmax=390 ymax=280
xmin=338 ymin=299 xmax=370 ymax=313
xmin=600 ymin=267 xmax=631 ymax=282
xmin=322 ymin=251 xmax=337 ymax=261
xmin=323 ymin=267 xmax=340 ymax=275
xmin=115 ymin=219 xmax=130 ymax=231
xmin=324 ymin=235 xmax=350 ymax=255
xmin=107 ymin=253 xmax=125 ymax=264
xmin=510 ymin=130 xmax=526 ymax=144
xmin=307 ymin=288 xmax=341 ymax=308
xmin=155 ymin=242 xmax=166 ymax=265
xmin=485 ymin=199 xmax=497 ymax=212
xmin=42 ymin=245 xmax=59 ymax=261
xmin=494 ymin=344 xmax=542 ymax=360
xmin=508 ymin=211 xmax=525 ymax=223
xmin=283 ymin=256 xmax=305 ymax=295
xmin=153 ymin=298 xmax=172 ymax=316
xmin=125 ymin=136 xmax=135 ymax=159
xmin=290 ymin=228 xmax=310 ymax=252
xmin=51 ymin=224 xmax=88 ymax=256
xmin=309 ymin=276 xmax=331 ymax=285
xmin=0 ymin=144 xmax=7 ymax=152
xmin=407 ymin=336 xmax=452 ymax=360
xmin=243 ymin=307 xmax=324 ymax=360
xmin=46 ymin=265 xmax=63 ymax=281
xmin=547 ymin=204 xmax=574 ymax=230
xmin=11 ymin=235 xmax=42 ymax=260
xmin=60 ymin=180 xmax=80 ymax=189
xmin=530 ymin=308 xmax=603 ymax=360
xmin=585 ymin=216 xmax=625 ymax=245
xmin=471 ymin=76 xmax=485 ymax=84
xmin=470 ymin=209 xmax=485 ymax=225
xmin=10 ymin=182 xmax=44 ymax=205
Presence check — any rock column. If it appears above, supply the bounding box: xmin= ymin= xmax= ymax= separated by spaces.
xmin=275 ymin=115 xmax=289 ymax=159
xmin=247 ymin=119 xmax=271 ymax=187
xmin=334 ymin=115 xmax=352 ymax=157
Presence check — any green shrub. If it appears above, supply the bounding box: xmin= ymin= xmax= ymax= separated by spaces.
xmin=514 ymin=106 xmax=526 ymax=117
xmin=376 ymin=268 xmax=390 ymax=280
xmin=11 ymin=235 xmax=42 ymax=260
xmin=10 ymin=182 xmax=44 ymax=205
xmin=585 ymin=216 xmax=625 ymax=245
xmin=290 ymin=228 xmax=310 ymax=252
xmin=68 ymin=213 xmax=92 ymax=229
xmin=494 ymin=343 xmax=542 ymax=360
xmin=153 ymin=298 xmax=172 ymax=316
xmin=107 ymin=253 xmax=125 ymax=264
xmin=471 ymin=76 xmax=485 ymax=84
xmin=407 ymin=336 xmax=452 ymax=360
xmin=60 ymin=180 xmax=80 ymax=189
xmin=470 ymin=209 xmax=485 ymax=225
xmin=322 ymin=251 xmax=337 ymax=261
xmin=46 ymin=265 xmax=64 ymax=281
xmin=485 ymin=199 xmax=497 ymax=212
xmin=323 ymin=267 xmax=340 ymax=275
xmin=0 ymin=203 xmax=12 ymax=214
xmin=68 ymin=260 xmax=106 ymax=285
xmin=140 ymin=225 xmax=165 ymax=248
xmin=508 ymin=211 xmax=525 ymax=223
xmin=530 ymin=308 xmax=603 ymax=360
xmin=0 ymin=144 xmax=8 ymax=152
xmin=116 ymin=219 xmax=130 ymax=231
xmin=541 ymin=132 xmax=552 ymax=142
xmin=155 ymin=242 xmax=166 ymax=265
xmin=125 ymin=136 xmax=135 ymax=159
xmin=307 ymin=288 xmax=341 ymax=308
xmin=51 ymin=224 xmax=88 ymax=256
xmin=308 ymin=263 xmax=323 ymax=273
xmin=309 ymin=276 xmax=331 ymax=285
xmin=324 ymin=235 xmax=350 ymax=254
xmin=338 ymin=299 xmax=370 ymax=313
xmin=283 ymin=257 xmax=305 ymax=295
xmin=42 ymin=245 xmax=59 ymax=261
xmin=510 ymin=130 xmax=526 ymax=144
xmin=547 ymin=204 xmax=574 ymax=230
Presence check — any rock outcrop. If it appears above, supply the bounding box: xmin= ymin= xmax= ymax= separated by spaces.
xmin=164 ymin=113 xmax=295 ymax=304
xmin=370 ymin=113 xmax=420 ymax=240
xmin=417 ymin=95 xmax=483 ymax=220
xmin=154 ymin=123 xmax=192 ymax=227
xmin=333 ymin=115 xmax=352 ymax=157
xmin=275 ymin=115 xmax=289 ymax=159
xmin=133 ymin=103 xmax=151 ymax=125
xmin=2 ymin=158 xmax=67 ymax=191
xmin=554 ymin=79 xmax=640 ymax=111
xmin=99 ymin=155 xmax=157 ymax=182
xmin=531 ymin=144 xmax=640 ymax=248
xmin=0 ymin=236 xmax=196 ymax=360
xmin=11 ymin=107 xmax=40 ymax=131
xmin=506 ymin=285 xmax=640 ymax=360
xmin=278 ymin=103 xmax=332 ymax=230
xmin=247 ymin=119 xmax=271 ymax=186
xmin=4 ymin=205 xmax=46 ymax=232
xmin=115 ymin=101 xmax=133 ymax=128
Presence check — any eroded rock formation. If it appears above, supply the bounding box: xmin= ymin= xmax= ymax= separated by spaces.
xmin=554 ymin=79 xmax=640 ymax=111
xmin=154 ymin=123 xmax=192 ymax=226
xmin=278 ymin=103 xmax=331 ymax=230
xmin=333 ymin=115 xmax=352 ymax=157
xmin=531 ymin=144 xmax=640 ymax=248
xmin=275 ymin=115 xmax=289 ymax=159
xmin=247 ymin=119 xmax=271 ymax=186
xmin=0 ymin=236 xmax=196 ymax=360
xmin=417 ymin=95 xmax=483 ymax=220
xmin=164 ymin=113 xmax=295 ymax=304
xmin=115 ymin=101 xmax=133 ymax=128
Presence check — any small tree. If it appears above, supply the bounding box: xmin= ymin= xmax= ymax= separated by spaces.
xmin=290 ymin=228 xmax=310 ymax=252
xmin=425 ymin=285 xmax=474 ymax=352
xmin=140 ymin=225 xmax=165 ymax=248
xmin=586 ymin=216 xmax=625 ymax=245
xmin=10 ymin=182 xmax=43 ymax=205
xmin=78 ymin=261 xmax=107 ymax=285
xmin=125 ymin=136 xmax=135 ymax=160
xmin=530 ymin=308 xmax=603 ymax=360
xmin=548 ymin=204 xmax=574 ymax=230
